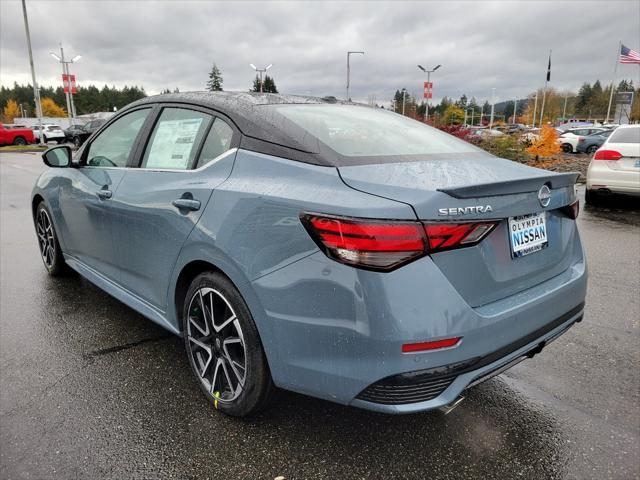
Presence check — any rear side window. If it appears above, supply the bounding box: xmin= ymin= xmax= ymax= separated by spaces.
xmin=274 ymin=105 xmax=480 ymax=157
xmin=142 ymin=108 xmax=211 ymax=170
xmin=195 ymin=118 xmax=234 ymax=169
xmin=608 ymin=128 xmax=640 ymax=144
xmin=86 ymin=108 xmax=150 ymax=167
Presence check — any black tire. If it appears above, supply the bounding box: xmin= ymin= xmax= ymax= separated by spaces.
xmin=586 ymin=145 xmax=598 ymax=154
xmin=56 ymin=139 xmax=64 ymax=144
xmin=35 ymin=202 xmax=67 ymax=276
xmin=12 ymin=136 xmax=26 ymax=146
xmin=73 ymin=136 xmax=82 ymax=148
xmin=561 ymin=143 xmax=573 ymax=153
xmin=182 ymin=271 xmax=274 ymax=417
xmin=43 ymin=135 xmax=48 ymax=143
xmin=585 ymin=189 xmax=598 ymax=206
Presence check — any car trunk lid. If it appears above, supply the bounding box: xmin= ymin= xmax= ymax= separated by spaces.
xmin=338 ymin=156 xmax=581 ymax=307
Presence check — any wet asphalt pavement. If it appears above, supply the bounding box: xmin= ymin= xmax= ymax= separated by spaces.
xmin=1 ymin=152 xmax=638 ymax=480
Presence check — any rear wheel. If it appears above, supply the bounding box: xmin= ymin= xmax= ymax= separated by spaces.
xmin=35 ymin=202 xmax=67 ymax=275
xmin=586 ymin=145 xmax=598 ymax=154
xmin=561 ymin=143 xmax=573 ymax=153
xmin=12 ymin=136 xmax=26 ymax=146
xmin=182 ymin=271 xmax=274 ymax=417
xmin=585 ymin=189 xmax=598 ymax=206
xmin=73 ymin=136 xmax=82 ymax=148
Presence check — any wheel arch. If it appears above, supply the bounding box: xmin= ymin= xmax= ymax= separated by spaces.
xmin=31 ymin=193 xmax=45 ymax=220
xmin=174 ymin=260 xmax=226 ymax=331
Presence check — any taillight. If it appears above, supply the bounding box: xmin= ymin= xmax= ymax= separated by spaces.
xmin=300 ymin=214 xmax=426 ymax=270
xmin=424 ymin=222 xmax=497 ymax=252
xmin=593 ymin=149 xmax=622 ymax=160
xmin=561 ymin=200 xmax=580 ymax=219
xmin=301 ymin=214 xmax=497 ymax=271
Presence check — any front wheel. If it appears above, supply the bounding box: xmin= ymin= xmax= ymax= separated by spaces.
xmin=12 ymin=136 xmax=26 ymax=146
xmin=35 ymin=202 xmax=67 ymax=275
xmin=182 ymin=272 xmax=274 ymax=417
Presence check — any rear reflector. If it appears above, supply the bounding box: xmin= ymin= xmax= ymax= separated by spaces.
xmin=593 ymin=149 xmax=622 ymax=160
xmin=301 ymin=214 xmax=497 ymax=271
xmin=402 ymin=337 xmax=462 ymax=353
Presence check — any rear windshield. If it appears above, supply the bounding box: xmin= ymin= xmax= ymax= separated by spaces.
xmin=609 ymin=127 xmax=640 ymax=144
xmin=273 ymin=105 xmax=480 ymax=157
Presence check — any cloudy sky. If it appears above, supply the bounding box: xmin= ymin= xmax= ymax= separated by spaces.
xmin=1 ymin=0 xmax=639 ymax=106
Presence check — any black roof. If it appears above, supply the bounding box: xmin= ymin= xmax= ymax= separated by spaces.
xmin=128 ymin=92 xmax=357 ymax=166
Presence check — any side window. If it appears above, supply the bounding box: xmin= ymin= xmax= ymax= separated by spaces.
xmin=86 ymin=109 xmax=150 ymax=167
xmin=195 ymin=118 xmax=234 ymax=169
xmin=142 ymin=108 xmax=211 ymax=170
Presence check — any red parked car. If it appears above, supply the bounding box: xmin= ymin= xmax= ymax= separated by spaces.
xmin=0 ymin=124 xmax=36 ymax=146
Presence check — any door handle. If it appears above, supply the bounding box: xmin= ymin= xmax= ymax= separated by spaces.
xmin=97 ymin=189 xmax=112 ymax=199
xmin=172 ymin=198 xmax=201 ymax=211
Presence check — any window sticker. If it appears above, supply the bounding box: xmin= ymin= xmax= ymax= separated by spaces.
xmin=146 ymin=118 xmax=204 ymax=169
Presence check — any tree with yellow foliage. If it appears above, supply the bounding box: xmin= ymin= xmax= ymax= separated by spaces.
xmin=526 ymin=124 xmax=561 ymax=160
xmin=40 ymin=98 xmax=66 ymax=117
xmin=3 ymin=99 xmax=21 ymax=123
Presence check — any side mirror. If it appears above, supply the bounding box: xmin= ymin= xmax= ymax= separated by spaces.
xmin=42 ymin=145 xmax=72 ymax=168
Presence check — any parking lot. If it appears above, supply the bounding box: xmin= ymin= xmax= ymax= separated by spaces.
xmin=0 ymin=151 xmax=638 ymax=479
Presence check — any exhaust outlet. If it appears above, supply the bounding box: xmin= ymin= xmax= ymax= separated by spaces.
xmin=438 ymin=396 xmax=465 ymax=415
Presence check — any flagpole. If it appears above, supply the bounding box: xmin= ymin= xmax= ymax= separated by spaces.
xmin=605 ymin=40 xmax=621 ymax=124
xmin=532 ymin=92 xmax=538 ymax=127
xmin=539 ymin=49 xmax=551 ymax=126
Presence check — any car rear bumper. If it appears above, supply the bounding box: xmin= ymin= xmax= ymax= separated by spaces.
xmin=252 ymin=232 xmax=587 ymax=413
xmin=587 ymin=161 xmax=640 ymax=194
xmin=351 ymin=303 xmax=583 ymax=413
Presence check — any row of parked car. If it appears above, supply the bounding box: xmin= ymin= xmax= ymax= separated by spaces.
xmin=0 ymin=119 xmax=105 ymax=147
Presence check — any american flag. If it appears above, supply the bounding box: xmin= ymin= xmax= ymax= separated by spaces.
xmin=619 ymin=44 xmax=640 ymax=64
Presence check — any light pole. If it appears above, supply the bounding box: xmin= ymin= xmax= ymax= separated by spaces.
xmin=346 ymin=51 xmax=364 ymax=101
xmin=21 ymin=0 xmax=44 ymax=145
xmin=50 ymin=44 xmax=81 ymax=122
xmin=249 ymin=63 xmax=272 ymax=93
xmin=489 ymin=88 xmax=496 ymax=129
xmin=417 ymin=64 xmax=441 ymax=123
xmin=401 ymin=88 xmax=407 ymax=115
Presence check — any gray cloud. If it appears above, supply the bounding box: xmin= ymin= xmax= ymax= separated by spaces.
xmin=1 ymin=0 xmax=639 ymax=106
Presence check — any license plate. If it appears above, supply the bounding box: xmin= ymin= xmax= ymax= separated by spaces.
xmin=508 ymin=212 xmax=548 ymax=258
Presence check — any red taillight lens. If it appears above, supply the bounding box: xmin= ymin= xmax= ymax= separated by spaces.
xmin=424 ymin=222 xmax=497 ymax=251
xmin=402 ymin=337 xmax=462 ymax=353
xmin=300 ymin=214 xmax=426 ymax=271
xmin=301 ymin=214 xmax=498 ymax=271
xmin=593 ymin=149 xmax=622 ymax=160
xmin=561 ymin=200 xmax=580 ymax=219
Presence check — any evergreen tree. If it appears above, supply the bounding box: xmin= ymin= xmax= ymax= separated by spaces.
xmin=262 ymin=75 xmax=278 ymax=93
xmin=206 ymin=63 xmax=223 ymax=91
xmin=251 ymin=74 xmax=278 ymax=93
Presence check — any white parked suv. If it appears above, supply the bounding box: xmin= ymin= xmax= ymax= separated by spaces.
xmin=558 ymin=127 xmax=609 ymax=153
xmin=586 ymin=125 xmax=640 ymax=204
xmin=32 ymin=124 xmax=66 ymax=144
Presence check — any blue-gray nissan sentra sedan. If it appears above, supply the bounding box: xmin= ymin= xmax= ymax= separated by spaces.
xmin=32 ymin=92 xmax=586 ymax=416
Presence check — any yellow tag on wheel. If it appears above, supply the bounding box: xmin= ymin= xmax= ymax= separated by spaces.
xmin=213 ymin=391 xmax=220 ymax=409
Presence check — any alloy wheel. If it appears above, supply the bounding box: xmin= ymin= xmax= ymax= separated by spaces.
xmin=36 ymin=208 xmax=55 ymax=268
xmin=186 ymin=287 xmax=247 ymax=403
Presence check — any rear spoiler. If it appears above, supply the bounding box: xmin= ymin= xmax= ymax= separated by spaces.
xmin=438 ymin=172 xmax=580 ymax=199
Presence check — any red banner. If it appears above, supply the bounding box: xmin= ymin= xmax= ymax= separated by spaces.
xmin=62 ymin=74 xmax=77 ymax=94
xmin=423 ymin=81 xmax=433 ymax=99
